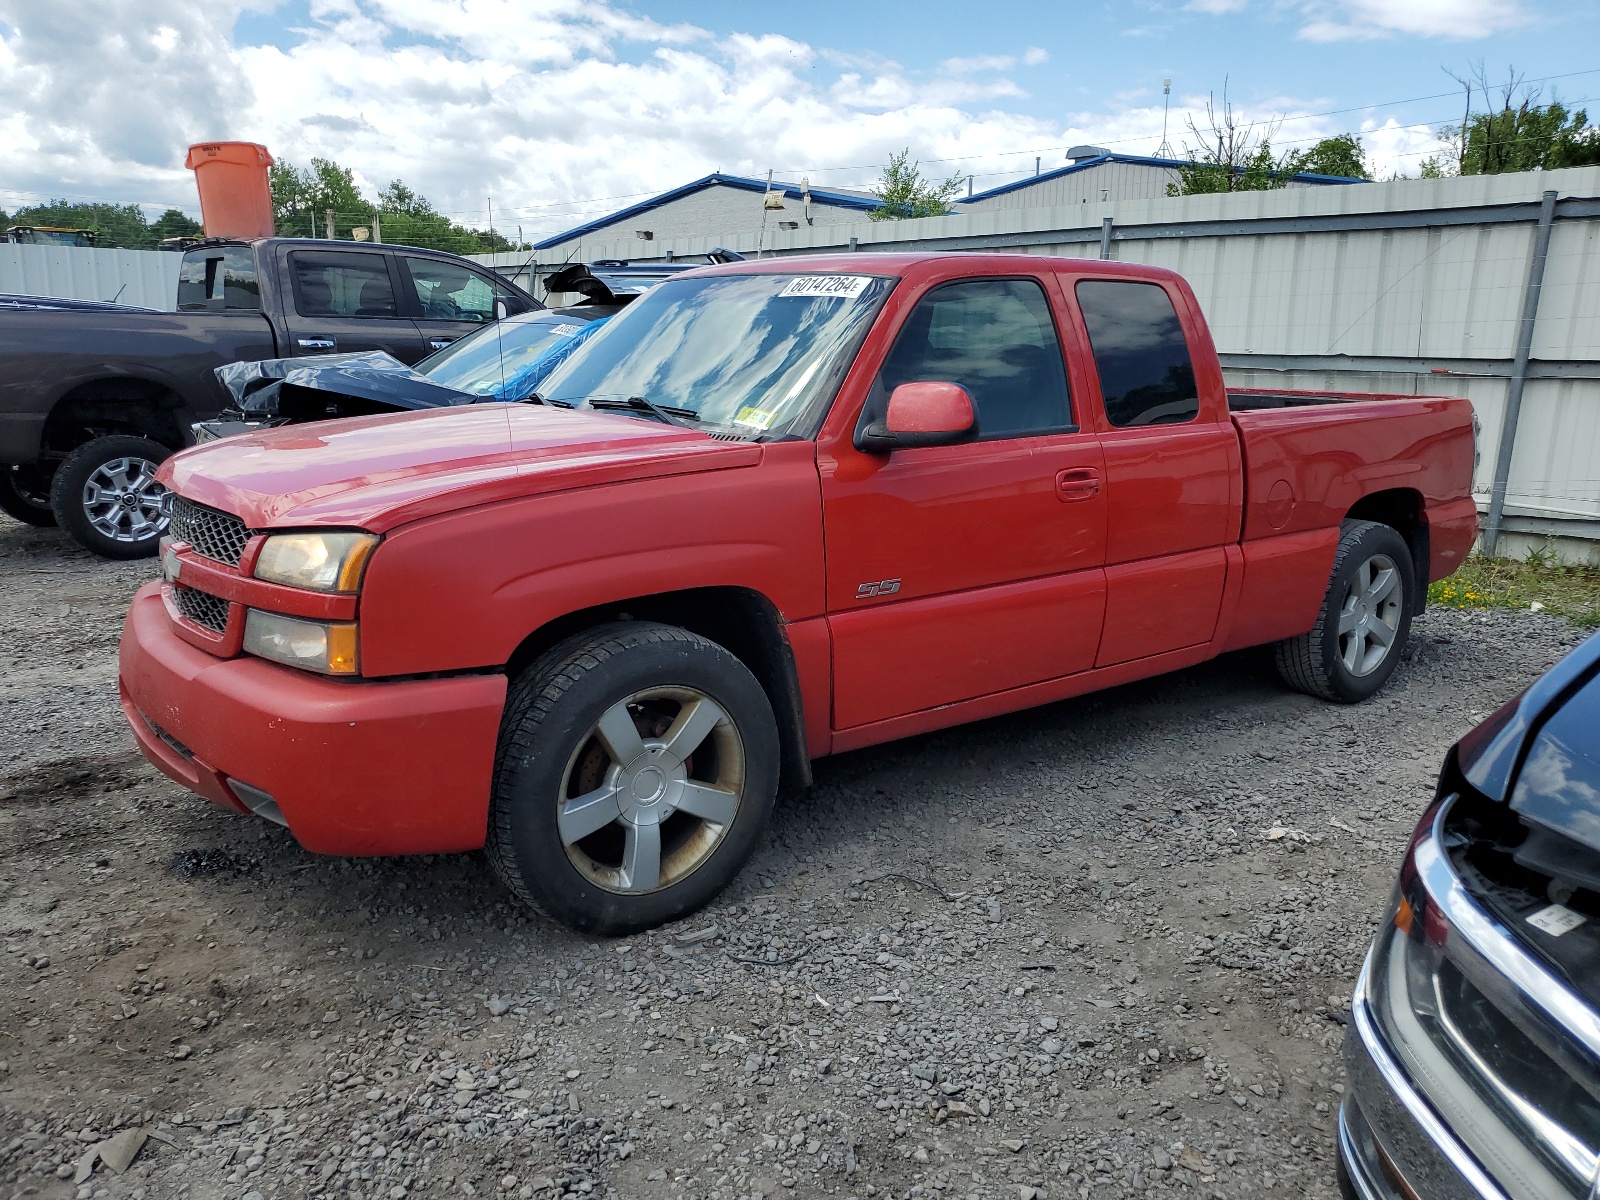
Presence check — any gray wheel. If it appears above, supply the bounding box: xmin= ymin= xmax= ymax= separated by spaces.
xmin=1275 ymin=519 xmax=1415 ymax=703
xmin=488 ymin=622 xmax=779 ymax=935
xmin=50 ymin=436 xmax=171 ymax=559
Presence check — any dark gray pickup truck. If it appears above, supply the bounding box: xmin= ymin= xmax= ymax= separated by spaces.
xmin=0 ymin=237 xmax=538 ymax=557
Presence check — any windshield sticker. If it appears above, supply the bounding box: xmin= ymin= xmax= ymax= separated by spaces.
xmin=545 ymin=324 xmax=585 ymax=338
xmin=1527 ymin=904 xmax=1588 ymax=937
xmin=779 ymin=275 xmax=873 ymax=300
xmin=733 ymin=406 xmax=780 ymax=430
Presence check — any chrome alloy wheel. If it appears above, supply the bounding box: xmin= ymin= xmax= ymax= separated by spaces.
xmin=558 ymin=686 xmax=745 ymax=894
xmin=81 ymin=456 xmax=169 ymax=544
xmin=1338 ymin=552 xmax=1403 ymax=677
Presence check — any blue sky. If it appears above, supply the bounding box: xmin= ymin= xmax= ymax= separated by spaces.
xmin=2 ymin=0 xmax=1595 ymax=238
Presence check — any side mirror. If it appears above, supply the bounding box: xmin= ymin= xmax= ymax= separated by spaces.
xmin=855 ymin=382 xmax=978 ymax=453
xmin=495 ymin=300 xmax=508 ymax=321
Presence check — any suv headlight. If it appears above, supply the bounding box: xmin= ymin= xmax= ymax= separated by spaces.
xmin=254 ymin=531 xmax=377 ymax=592
xmin=243 ymin=611 xmax=359 ymax=675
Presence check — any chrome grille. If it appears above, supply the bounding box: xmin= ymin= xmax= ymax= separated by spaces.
xmin=169 ymin=496 xmax=249 ymax=566
xmin=173 ymin=585 xmax=230 ymax=634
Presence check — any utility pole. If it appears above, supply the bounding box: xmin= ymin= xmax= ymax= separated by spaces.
xmin=756 ymin=169 xmax=774 ymax=259
xmin=487 ymin=195 xmax=494 ymax=247
xmin=325 ymin=208 xmax=335 ymax=240
xmin=1157 ymin=78 xmax=1176 ymax=159
xmin=371 ymin=211 xmax=382 ymax=244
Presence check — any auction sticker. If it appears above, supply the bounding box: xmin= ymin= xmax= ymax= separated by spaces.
xmin=1527 ymin=904 xmax=1588 ymax=937
xmin=733 ymin=406 xmax=779 ymax=429
xmin=779 ymin=275 xmax=872 ymax=299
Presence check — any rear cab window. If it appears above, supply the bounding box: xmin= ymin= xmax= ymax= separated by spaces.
xmin=1075 ymin=280 xmax=1199 ymax=427
xmin=288 ymin=251 xmax=400 ymax=318
xmin=177 ymin=246 xmax=260 ymax=311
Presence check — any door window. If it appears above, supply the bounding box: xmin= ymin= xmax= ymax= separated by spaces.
xmin=404 ymin=257 xmax=526 ymax=323
xmin=872 ymin=278 xmax=1072 ymax=439
xmin=288 ymin=251 xmax=399 ymax=319
xmin=1075 ymin=281 xmax=1198 ymax=427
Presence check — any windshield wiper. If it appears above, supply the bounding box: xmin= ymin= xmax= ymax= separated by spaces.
xmin=523 ymin=392 xmax=575 ymax=408
xmin=589 ymin=395 xmax=700 ymax=428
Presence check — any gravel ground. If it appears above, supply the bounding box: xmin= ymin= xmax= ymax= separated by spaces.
xmin=1 ymin=514 xmax=1588 ymax=1200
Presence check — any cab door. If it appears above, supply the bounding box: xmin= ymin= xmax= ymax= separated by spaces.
xmin=278 ymin=246 xmax=429 ymax=362
xmin=399 ymin=254 xmax=535 ymax=356
xmin=820 ymin=275 xmax=1108 ymax=731
xmin=1068 ymin=278 xmax=1239 ymax=666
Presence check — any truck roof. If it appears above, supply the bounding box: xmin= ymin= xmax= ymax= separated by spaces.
xmin=679 ymin=252 xmax=1187 ymax=286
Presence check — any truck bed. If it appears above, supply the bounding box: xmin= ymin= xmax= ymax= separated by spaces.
xmin=1225 ymin=386 xmax=1478 ymax=569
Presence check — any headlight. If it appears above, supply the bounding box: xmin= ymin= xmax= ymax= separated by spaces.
xmin=243 ymin=610 xmax=359 ymax=675
xmin=254 ymin=531 xmax=377 ymax=592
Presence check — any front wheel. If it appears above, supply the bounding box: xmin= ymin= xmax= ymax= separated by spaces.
xmin=50 ymin=436 xmax=172 ymax=559
xmin=0 ymin=463 xmax=58 ymax=527
xmin=1275 ymin=519 xmax=1415 ymax=703
xmin=487 ymin=622 xmax=780 ymax=935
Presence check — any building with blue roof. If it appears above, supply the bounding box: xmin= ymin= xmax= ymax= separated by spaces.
xmin=533 ymin=173 xmax=882 ymax=253
xmin=959 ymin=146 xmax=1366 ymax=213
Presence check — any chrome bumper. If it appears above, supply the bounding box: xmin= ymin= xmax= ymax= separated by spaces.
xmin=1339 ymin=954 xmax=1511 ymax=1200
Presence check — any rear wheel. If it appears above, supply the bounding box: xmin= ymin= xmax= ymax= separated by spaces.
xmin=1275 ymin=519 xmax=1415 ymax=703
xmin=50 ymin=435 xmax=172 ymax=559
xmin=487 ymin=622 xmax=780 ymax=935
xmin=0 ymin=464 xmax=57 ymax=526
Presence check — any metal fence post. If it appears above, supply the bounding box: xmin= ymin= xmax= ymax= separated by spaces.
xmin=1099 ymin=217 xmax=1114 ymax=260
xmin=1483 ymin=189 xmax=1559 ymax=556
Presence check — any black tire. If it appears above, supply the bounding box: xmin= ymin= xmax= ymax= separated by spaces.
xmin=50 ymin=435 xmax=172 ymax=559
xmin=1275 ymin=519 xmax=1415 ymax=703
xmin=0 ymin=464 xmax=57 ymax=527
xmin=487 ymin=621 xmax=780 ymax=935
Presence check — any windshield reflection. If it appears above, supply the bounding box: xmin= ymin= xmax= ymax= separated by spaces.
xmin=538 ymin=273 xmax=894 ymax=438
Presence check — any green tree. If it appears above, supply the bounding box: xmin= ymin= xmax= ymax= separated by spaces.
xmin=1454 ymin=100 xmax=1600 ymax=174
xmin=268 ymin=157 xmax=516 ymax=251
xmin=149 ymin=208 xmax=202 ymax=243
xmin=868 ymin=149 xmax=963 ymax=220
xmin=7 ymin=200 xmax=153 ymax=248
xmin=270 ymin=157 xmax=375 ymax=238
xmin=1283 ymin=134 xmax=1370 ymax=179
xmin=1438 ymin=65 xmax=1600 ymax=176
xmin=1165 ymin=83 xmax=1371 ymax=194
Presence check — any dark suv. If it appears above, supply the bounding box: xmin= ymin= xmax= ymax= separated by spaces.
xmin=1341 ymin=630 xmax=1600 ymax=1200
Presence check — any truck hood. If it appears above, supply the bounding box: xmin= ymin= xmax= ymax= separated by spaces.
xmin=161 ymin=403 xmax=761 ymax=531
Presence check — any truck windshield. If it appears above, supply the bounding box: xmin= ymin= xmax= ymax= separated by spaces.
xmin=538 ymin=272 xmax=895 ymax=437
xmin=419 ymin=310 xmax=611 ymax=400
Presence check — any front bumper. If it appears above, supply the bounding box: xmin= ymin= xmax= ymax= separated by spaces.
xmin=119 ymin=582 xmax=507 ymax=855
xmin=1339 ymin=958 xmax=1510 ymax=1200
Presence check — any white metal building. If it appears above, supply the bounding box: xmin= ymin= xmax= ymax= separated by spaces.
xmin=958 ymin=147 xmax=1365 ymax=213
xmin=531 ymin=174 xmax=880 ymax=255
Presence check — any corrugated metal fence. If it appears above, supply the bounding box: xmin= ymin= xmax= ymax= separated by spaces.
xmin=3 ymin=170 xmax=1593 ymax=560
xmin=0 ymin=243 xmax=181 ymax=310
xmin=482 ymin=165 xmax=1600 ymax=562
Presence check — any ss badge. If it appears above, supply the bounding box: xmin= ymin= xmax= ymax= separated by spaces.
xmin=855 ymin=578 xmax=901 ymax=599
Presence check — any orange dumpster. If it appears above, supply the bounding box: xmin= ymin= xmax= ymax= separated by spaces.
xmin=184 ymin=142 xmax=275 ymax=238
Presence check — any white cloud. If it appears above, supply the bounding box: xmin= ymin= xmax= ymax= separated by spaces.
xmin=1360 ymin=116 xmax=1454 ymax=177
xmin=1299 ymin=0 xmax=1526 ymax=40
xmin=1181 ymin=0 xmax=1526 ymax=38
xmin=0 ymin=0 xmax=1086 ymax=236
xmin=0 ymin=0 xmax=1479 ymax=241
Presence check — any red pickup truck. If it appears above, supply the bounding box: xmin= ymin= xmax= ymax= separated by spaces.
xmin=119 ymin=254 xmax=1478 ymax=934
